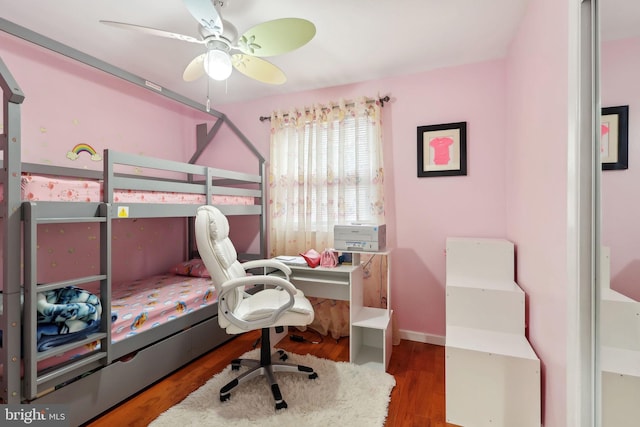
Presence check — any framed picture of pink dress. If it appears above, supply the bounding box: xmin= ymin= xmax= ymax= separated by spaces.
xmin=417 ymin=121 xmax=467 ymax=177
xmin=601 ymin=105 xmax=628 ymax=170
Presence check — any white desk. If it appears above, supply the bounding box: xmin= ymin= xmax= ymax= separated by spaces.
xmin=270 ymin=259 xmax=392 ymax=371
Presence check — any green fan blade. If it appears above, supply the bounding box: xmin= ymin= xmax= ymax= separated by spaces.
xmin=238 ymin=18 xmax=315 ymax=57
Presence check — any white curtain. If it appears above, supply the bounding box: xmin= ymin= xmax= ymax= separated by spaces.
xmin=269 ymin=97 xmax=385 ymax=254
xmin=268 ymin=97 xmax=385 ymax=338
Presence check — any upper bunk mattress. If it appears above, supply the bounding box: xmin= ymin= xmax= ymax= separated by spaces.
xmin=0 ymin=174 xmax=255 ymax=205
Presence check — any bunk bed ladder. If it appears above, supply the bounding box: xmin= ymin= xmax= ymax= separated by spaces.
xmin=0 ymin=55 xmax=26 ymax=404
xmin=22 ymin=201 xmax=112 ymax=400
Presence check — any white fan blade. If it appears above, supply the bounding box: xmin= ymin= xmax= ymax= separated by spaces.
xmin=232 ymin=54 xmax=286 ymax=85
xmin=183 ymin=0 xmax=223 ymax=34
xmin=100 ymin=20 xmax=204 ymax=44
xmin=238 ymin=18 xmax=316 ymax=57
xmin=183 ymin=54 xmax=206 ymax=81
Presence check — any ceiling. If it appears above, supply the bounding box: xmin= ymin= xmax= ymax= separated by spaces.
xmin=0 ymin=0 xmax=637 ymax=107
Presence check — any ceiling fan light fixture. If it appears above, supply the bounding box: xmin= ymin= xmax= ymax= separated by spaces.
xmin=101 ymin=4 xmax=316 ymax=86
xmin=204 ymin=48 xmax=232 ymax=81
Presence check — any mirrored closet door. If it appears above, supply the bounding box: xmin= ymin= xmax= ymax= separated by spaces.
xmin=598 ymin=0 xmax=640 ymax=425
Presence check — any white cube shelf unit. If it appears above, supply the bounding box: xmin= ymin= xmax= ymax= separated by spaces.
xmin=349 ymin=251 xmax=393 ymax=371
xmin=600 ymin=247 xmax=640 ymax=427
xmin=445 ymin=237 xmax=540 ymax=427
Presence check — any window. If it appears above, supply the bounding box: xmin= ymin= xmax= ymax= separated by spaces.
xmin=268 ymin=99 xmax=384 ymax=255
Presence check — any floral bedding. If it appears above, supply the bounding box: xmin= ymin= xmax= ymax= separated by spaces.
xmin=110 ymin=273 xmax=216 ymax=343
xmin=0 ymin=174 xmax=254 ymax=205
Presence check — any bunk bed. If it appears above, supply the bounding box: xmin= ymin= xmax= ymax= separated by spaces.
xmin=0 ymin=46 xmax=266 ymax=425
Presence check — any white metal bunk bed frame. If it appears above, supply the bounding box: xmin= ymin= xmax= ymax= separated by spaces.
xmin=1 ymin=18 xmax=267 ymax=425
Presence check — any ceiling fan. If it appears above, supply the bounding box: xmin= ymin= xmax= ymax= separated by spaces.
xmin=100 ymin=0 xmax=316 ymax=85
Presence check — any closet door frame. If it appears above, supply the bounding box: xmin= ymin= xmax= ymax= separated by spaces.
xmin=567 ymin=0 xmax=600 ymax=426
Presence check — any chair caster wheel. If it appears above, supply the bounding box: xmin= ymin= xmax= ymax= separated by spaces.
xmin=309 ymin=372 xmax=318 ymax=380
xmin=220 ymin=393 xmax=231 ymax=402
xmin=275 ymin=400 xmax=288 ymax=410
xmin=280 ymin=353 xmax=288 ymax=361
xmin=231 ymin=364 xmax=240 ymax=371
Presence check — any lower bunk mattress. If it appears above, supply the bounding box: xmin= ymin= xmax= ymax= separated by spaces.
xmin=110 ymin=272 xmax=216 ymax=342
xmin=1 ymin=272 xmax=217 ymax=374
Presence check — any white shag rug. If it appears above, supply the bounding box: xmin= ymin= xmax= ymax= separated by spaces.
xmin=150 ymin=349 xmax=396 ymax=427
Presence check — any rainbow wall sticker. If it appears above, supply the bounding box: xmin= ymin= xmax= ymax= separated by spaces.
xmin=67 ymin=143 xmax=102 ymax=161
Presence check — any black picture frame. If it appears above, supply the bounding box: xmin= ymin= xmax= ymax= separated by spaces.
xmin=417 ymin=122 xmax=467 ymax=177
xmin=601 ymin=105 xmax=629 ymax=171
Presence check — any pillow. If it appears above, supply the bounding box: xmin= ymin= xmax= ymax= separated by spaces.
xmin=169 ymin=260 xmax=193 ymax=276
xmin=188 ymin=260 xmax=211 ymax=278
xmin=169 ymin=259 xmax=211 ymax=278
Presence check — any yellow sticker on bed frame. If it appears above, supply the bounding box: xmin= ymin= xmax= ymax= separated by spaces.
xmin=118 ymin=207 xmax=129 ymax=218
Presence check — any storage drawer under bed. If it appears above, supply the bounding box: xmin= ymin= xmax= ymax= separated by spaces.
xmin=33 ymin=315 xmax=231 ymax=426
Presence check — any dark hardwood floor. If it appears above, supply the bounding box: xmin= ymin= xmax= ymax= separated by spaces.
xmin=84 ymin=329 xmax=457 ymax=427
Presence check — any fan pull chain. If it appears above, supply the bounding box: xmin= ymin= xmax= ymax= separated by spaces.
xmin=206 ymin=76 xmax=211 ymax=112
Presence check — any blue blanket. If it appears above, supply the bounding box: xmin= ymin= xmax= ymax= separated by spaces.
xmin=35 ymin=286 xmax=103 ymax=351
xmin=37 ymin=286 xmax=102 ymax=333
xmin=35 ymin=320 xmax=100 ymax=352
xmin=0 ymin=286 xmax=114 ymax=352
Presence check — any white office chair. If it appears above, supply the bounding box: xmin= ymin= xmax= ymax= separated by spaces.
xmin=194 ymin=205 xmax=318 ymax=410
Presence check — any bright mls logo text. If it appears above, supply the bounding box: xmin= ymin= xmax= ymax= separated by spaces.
xmin=3 ymin=405 xmax=68 ymax=426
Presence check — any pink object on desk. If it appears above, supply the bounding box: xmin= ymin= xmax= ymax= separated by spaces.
xmin=300 ymin=249 xmax=321 ymax=268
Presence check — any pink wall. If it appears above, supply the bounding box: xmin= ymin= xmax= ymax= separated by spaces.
xmin=600 ymin=36 xmax=640 ymax=300
xmin=505 ymin=0 xmax=569 ymax=425
xmin=217 ymin=59 xmax=509 ymax=338
xmin=0 ymin=32 xmax=214 ymax=168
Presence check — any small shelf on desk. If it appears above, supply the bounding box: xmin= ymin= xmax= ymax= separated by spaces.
xmin=352 ymin=307 xmax=390 ymax=329
xmin=287 ymin=273 xmax=350 ymax=286
xmin=341 ymin=249 xmax=391 ymax=266
xmin=273 ymin=264 xmax=358 ymax=301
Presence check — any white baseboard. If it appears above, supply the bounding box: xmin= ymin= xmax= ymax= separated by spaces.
xmin=398 ymin=329 xmax=445 ymax=346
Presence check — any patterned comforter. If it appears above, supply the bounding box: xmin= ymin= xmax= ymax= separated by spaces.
xmin=36 ymin=287 xmax=104 ymax=352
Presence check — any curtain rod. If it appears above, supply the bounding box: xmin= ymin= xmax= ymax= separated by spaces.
xmin=258 ymin=95 xmax=390 ymax=122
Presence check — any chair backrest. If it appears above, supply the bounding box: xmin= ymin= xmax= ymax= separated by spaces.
xmin=195 ymin=205 xmax=247 ymax=322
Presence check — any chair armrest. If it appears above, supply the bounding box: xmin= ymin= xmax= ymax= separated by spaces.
xmin=241 ymin=259 xmax=292 ymax=278
xmin=220 ymin=275 xmax=297 ymax=295
xmin=218 ymin=275 xmax=297 ymax=330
